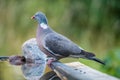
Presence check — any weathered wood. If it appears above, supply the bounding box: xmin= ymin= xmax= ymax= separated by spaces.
xmin=66 ymin=62 xmax=119 ymax=80
xmin=48 ymin=61 xmax=119 ymax=80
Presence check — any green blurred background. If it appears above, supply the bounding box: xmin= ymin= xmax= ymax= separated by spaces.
xmin=0 ymin=0 xmax=120 ymax=80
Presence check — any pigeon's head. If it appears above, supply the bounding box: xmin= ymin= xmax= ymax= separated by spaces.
xmin=31 ymin=12 xmax=48 ymax=24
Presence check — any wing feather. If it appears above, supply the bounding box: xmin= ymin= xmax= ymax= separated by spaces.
xmin=43 ymin=33 xmax=82 ymax=57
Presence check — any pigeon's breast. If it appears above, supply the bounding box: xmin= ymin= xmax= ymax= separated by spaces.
xmin=36 ymin=29 xmax=53 ymax=57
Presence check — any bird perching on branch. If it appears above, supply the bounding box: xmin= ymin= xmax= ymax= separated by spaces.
xmin=31 ymin=11 xmax=105 ymax=65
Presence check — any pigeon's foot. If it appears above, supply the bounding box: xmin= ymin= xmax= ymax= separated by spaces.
xmin=46 ymin=57 xmax=57 ymax=67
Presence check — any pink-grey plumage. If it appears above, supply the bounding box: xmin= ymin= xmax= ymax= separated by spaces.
xmin=32 ymin=11 xmax=105 ymax=65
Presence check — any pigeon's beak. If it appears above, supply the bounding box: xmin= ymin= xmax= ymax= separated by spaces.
xmin=31 ymin=16 xmax=35 ymax=19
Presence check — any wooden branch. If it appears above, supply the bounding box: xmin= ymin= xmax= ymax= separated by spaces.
xmin=47 ymin=61 xmax=119 ymax=80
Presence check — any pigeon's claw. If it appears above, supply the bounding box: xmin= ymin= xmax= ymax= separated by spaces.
xmin=47 ymin=57 xmax=57 ymax=67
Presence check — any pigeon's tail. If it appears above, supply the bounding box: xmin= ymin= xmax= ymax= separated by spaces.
xmin=0 ymin=56 xmax=9 ymax=61
xmin=80 ymin=50 xmax=105 ymax=65
xmin=89 ymin=57 xmax=105 ymax=65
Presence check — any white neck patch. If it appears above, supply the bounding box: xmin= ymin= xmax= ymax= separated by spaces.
xmin=40 ymin=23 xmax=48 ymax=29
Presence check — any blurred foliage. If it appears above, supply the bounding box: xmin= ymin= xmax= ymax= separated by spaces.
xmin=102 ymin=48 xmax=120 ymax=78
xmin=0 ymin=0 xmax=120 ymax=80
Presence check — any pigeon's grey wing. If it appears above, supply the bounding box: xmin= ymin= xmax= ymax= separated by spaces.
xmin=43 ymin=33 xmax=82 ymax=57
